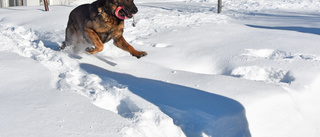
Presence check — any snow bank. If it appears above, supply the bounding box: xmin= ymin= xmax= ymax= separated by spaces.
xmin=183 ymin=0 xmax=320 ymax=11
xmin=0 ymin=51 xmax=131 ymax=137
xmin=0 ymin=24 xmax=186 ymax=137
xmin=231 ymin=66 xmax=295 ymax=84
xmin=1 ymin=0 xmax=320 ymax=137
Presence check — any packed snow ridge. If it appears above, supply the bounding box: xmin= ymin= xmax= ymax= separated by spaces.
xmin=0 ymin=23 xmax=249 ymax=137
xmin=0 ymin=25 xmax=187 ymax=136
xmin=1 ymin=0 xmax=320 ymax=137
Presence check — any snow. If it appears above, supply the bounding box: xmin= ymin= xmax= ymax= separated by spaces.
xmin=0 ymin=52 xmax=130 ymax=137
xmin=0 ymin=0 xmax=320 ymax=137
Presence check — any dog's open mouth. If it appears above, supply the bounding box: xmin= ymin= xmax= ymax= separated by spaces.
xmin=115 ymin=6 xmax=133 ymax=20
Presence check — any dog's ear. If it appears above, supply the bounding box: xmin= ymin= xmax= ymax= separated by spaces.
xmin=97 ymin=0 xmax=107 ymax=8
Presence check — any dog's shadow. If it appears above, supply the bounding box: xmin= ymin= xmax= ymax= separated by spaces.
xmin=95 ymin=56 xmax=117 ymax=66
xmin=33 ymin=39 xmax=61 ymax=51
xmin=43 ymin=40 xmax=61 ymax=51
xmin=80 ymin=63 xmax=251 ymax=137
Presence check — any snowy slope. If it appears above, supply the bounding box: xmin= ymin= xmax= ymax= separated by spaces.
xmin=0 ymin=52 xmax=131 ymax=137
xmin=1 ymin=0 xmax=320 ymax=137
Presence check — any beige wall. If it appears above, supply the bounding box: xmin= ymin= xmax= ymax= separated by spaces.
xmin=27 ymin=0 xmax=39 ymax=6
xmin=0 ymin=0 xmax=78 ymax=7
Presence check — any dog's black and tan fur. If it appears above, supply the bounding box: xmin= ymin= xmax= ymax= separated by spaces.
xmin=61 ymin=0 xmax=147 ymax=58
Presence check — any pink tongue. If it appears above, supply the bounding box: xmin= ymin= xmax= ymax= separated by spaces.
xmin=115 ymin=6 xmax=132 ymax=20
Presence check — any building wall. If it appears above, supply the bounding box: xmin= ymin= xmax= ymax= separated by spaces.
xmin=1 ymin=0 xmax=8 ymax=7
xmin=0 ymin=0 xmax=36 ymax=7
xmin=0 ymin=0 xmax=65 ymax=7
xmin=0 ymin=0 xmax=92 ymax=7
xmin=27 ymin=0 xmax=40 ymax=6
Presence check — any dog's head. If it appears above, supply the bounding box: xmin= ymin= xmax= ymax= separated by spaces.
xmin=98 ymin=0 xmax=138 ymax=19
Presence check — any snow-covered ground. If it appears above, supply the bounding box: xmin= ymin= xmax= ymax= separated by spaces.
xmin=1 ymin=0 xmax=320 ymax=137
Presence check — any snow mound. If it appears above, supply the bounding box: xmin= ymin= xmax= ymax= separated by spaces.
xmin=242 ymin=49 xmax=320 ymax=61
xmin=0 ymin=23 xmax=251 ymax=137
xmin=1 ymin=1 xmax=320 ymax=136
xmin=207 ymin=0 xmax=320 ymax=12
xmin=231 ymin=66 xmax=295 ymax=84
xmin=0 ymin=24 xmax=185 ymax=137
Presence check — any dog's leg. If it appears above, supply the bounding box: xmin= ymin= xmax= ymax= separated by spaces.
xmin=61 ymin=22 xmax=78 ymax=50
xmin=61 ymin=29 xmax=72 ymax=50
xmin=84 ymin=28 xmax=104 ymax=54
xmin=60 ymin=41 xmax=67 ymax=50
xmin=113 ymin=36 xmax=147 ymax=59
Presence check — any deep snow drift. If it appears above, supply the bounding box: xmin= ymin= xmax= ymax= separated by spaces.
xmin=0 ymin=0 xmax=320 ymax=137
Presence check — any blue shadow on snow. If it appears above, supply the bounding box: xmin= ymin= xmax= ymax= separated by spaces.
xmin=246 ymin=24 xmax=320 ymax=36
xmin=80 ymin=63 xmax=251 ymax=137
xmin=34 ymin=39 xmax=61 ymax=51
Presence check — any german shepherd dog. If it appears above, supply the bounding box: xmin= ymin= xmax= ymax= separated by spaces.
xmin=61 ymin=0 xmax=147 ymax=59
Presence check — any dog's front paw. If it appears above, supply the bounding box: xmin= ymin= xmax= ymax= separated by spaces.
xmin=133 ymin=51 xmax=147 ymax=59
xmin=85 ymin=46 xmax=95 ymax=53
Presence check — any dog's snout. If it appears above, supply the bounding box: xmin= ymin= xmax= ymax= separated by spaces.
xmin=132 ymin=7 xmax=138 ymax=14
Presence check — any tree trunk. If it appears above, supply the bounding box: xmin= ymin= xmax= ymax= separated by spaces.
xmin=218 ymin=0 xmax=222 ymax=13
xmin=44 ymin=0 xmax=49 ymax=11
